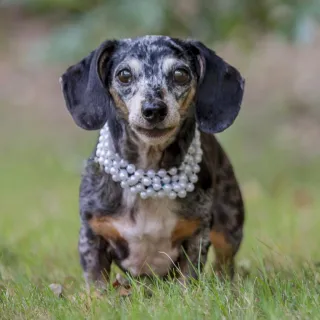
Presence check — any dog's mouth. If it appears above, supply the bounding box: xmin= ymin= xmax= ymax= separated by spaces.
xmin=134 ymin=126 xmax=175 ymax=138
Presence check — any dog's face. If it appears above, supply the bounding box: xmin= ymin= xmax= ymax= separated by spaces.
xmin=61 ymin=36 xmax=244 ymax=144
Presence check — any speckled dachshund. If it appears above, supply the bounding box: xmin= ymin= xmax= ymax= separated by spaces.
xmin=60 ymin=35 xmax=245 ymax=289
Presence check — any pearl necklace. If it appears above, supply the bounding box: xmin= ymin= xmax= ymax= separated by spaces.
xmin=95 ymin=124 xmax=202 ymax=199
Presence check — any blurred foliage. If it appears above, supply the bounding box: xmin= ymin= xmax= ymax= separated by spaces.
xmin=2 ymin=0 xmax=320 ymax=61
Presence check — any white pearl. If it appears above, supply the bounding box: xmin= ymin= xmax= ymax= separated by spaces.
xmin=179 ymin=173 xmax=188 ymax=183
xmin=193 ymin=164 xmax=201 ymax=173
xmin=104 ymin=166 xmax=110 ymax=174
xmin=188 ymin=146 xmax=195 ymax=154
xmin=152 ymin=176 xmax=161 ymax=184
xmin=140 ymin=191 xmax=148 ymax=199
xmin=119 ymin=170 xmax=128 ymax=181
xmin=184 ymin=164 xmax=192 ymax=174
xmin=195 ymin=155 xmax=202 ymax=163
xmin=112 ymin=174 xmax=120 ymax=182
xmin=127 ymin=164 xmax=136 ymax=174
xmin=178 ymin=190 xmax=187 ymax=198
xmin=104 ymin=159 xmax=112 ymax=167
xmin=112 ymin=160 xmax=120 ymax=168
xmin=106 ymin=150 xmax=113 ymax=158
xmin=130 ymin=186 xmax=137 ymax=194
xmin=168 ymin=191 xmax=177 ymax=199
xmin=128 ymin=175 xmax=138 ymax=186
xmin=162 ymin=175 xmax=171 ymax=184
xmin=99 ymin=136 xmax=104 ymax=142
xmin=135 ymin=169 xmax=144 ymax=179
xmin=173 ymin=183 xmax=181 ymax=192
xmin=163 ymin=184 xmax=172 ymax=193
xmin=172 ymin=175 xmax=179 ymax=182
xmin=120 ymin=159 xmax=128 ymax=168
xmin=179 ymin=163 xmax=186 ymax=170
xmin=120 ymin=181 xmax=128 ymax=188
xmin=135 ymin=183 xmax=144 ymax=192
xmin=179 ymin=182 xmax=187 ymax=189
xmin=147 ymin=169 xmax=156 ymax=178
xmin=186 ymin=183 xmax=195 ymax=192
xmin=110 ymin=167 xmax=118 ymax=175
xmin=146 ymin=187 xmax=155 ymax=197
xmin=157 ymin=190 xmax=165 ymax=198
xmin=169 ymin=167 xmax=177 ymax=176
xmin=190 ymin=174 xmax=198 ymax=183
xmin=142 ymin=177 xmax=152 ymax=186
xmin=98 ymin=157 xmax=104 ymax=164
xmin=158 ymin=169 xmax=167 ymax=178
xmin=153 ymin=183 xmax=162 ymax=191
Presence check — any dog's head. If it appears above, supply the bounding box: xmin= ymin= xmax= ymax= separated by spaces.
xmin=60 ymin=36 xmax=244 ymax=144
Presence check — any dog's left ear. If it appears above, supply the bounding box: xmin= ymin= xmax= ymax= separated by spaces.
xmin=189 ymin=41 xmax=245 ymax=134
xmin=60 ymin=40 xmax=117 ymax=130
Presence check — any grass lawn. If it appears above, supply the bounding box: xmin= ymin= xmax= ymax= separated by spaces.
xmin=1 ymin=123 xmax=320 ymax=319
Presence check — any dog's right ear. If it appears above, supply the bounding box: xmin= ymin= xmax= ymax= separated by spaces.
xmin=60 ymin=40 xmax=117 ymax=130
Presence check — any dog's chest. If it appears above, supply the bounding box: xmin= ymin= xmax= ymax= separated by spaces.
xmin=111 ymin=193 xmax=179 ymax=276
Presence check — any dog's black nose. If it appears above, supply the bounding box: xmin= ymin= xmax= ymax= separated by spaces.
xmin=141 ymin=101 xmax=168 ymax=124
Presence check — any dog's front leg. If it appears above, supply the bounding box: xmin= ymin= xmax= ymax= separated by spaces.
xmin=176 ymin=230 xmax=211 ymax=285
xmin=78 ymin=224 xmax=112 ymax=291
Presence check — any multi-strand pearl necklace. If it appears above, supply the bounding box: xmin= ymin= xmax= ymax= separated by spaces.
xmin=95 ymin=124 xmax=202 ymax=199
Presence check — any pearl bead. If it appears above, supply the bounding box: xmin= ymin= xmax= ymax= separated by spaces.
xmin=193 ymin=164 xmax=201 ymax=173
xmin=135 ymin=169 xmax=144 ymax=179
xmin=110 ymin=167 xmax=118 ymax=175
xmin=188 ymin=146 xmax=195 ymax=154
xmin=120 ymin=181 xmax=128 ymax=188
xmin=195 ymin=155 xmax=202 ymax=163
xmin=104 ymin=159 xmax=112 ymax=167
xmin=136 ymin=183 xmax=144 ymax=192
xmin=153 ymin=183 xmax=162 ymax=191
xmin=168 ymin=191 xmax=177 ymax=199
xmin=127 ymin=164 xmax=136 ymax=174
xmin=152 ymin=176 xmax=161 ymax=185
xmin=104 ymin=166 xmax=110 ymax=174
xmin=184 ymin=165 xmax=192 ymax=174
xmin=162 ymin=175 xmax=171 ymax=184
xmin=190 ymin=174 xmax=198 ymax=183
xmin=158 ymin=169 xmax=167 ymax=178
xmin=147 ymin=170 xmax=156 ymax=178
xmin=157 ymin=190 xmax=165 ymax=198
xmin=169 ymin=167 xmax=177 ymax=176
xmin=130 ymin=186 xmax=137 ymax=194
xmin=142 ymin=177 xmax=152 ymax=186
xmin=172 ymin=175 xmax=179 ymax=182
xmin=186 ymin=183 xmax=195 ymax=192
xmin=112 ymin=174 xmax=120 ymax=182
xmin=119 ymin=170 xmax=128 ymax=181
xmin=120 ymin=159 xmax=128 ymax=168
xmin=179 ymin=173 xmax=188 ymax=183
xmin=173 ymin=183 xmax=181 ymax=192
xmin=140 ymin=191 xmax=148 ymax=199
xmin=146 ymin=187 xmax=155 ymax=197
xmin=163 ymin=184 xmax=172 ymax=193
xmin=128 ymin=175 xmax=138 ymax=186
xmin=179 ymin=182 xmax=187 ymax=189
xmin=178 ymin=190 xmax=187 ymax=198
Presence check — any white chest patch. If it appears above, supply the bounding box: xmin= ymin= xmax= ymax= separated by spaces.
xmin=111 ymin=191 xmax=179 ymax=276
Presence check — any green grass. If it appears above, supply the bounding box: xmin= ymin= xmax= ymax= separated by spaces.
xmin=1 ymin=126 xmax=320 ymax=319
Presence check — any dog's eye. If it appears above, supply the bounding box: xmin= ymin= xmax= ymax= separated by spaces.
xmin=173 ymin=68 xmax=190 ymax=85
xmin=117 ymin=69 xmax=132 ymax=84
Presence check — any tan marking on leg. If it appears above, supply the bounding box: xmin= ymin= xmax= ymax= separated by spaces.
xmin=88 ymin=216 xmax=123 ymax=241
xmin=171 ymin=219 xmax=200 ymax=246
xmin=210 ymin=230 xmax=234 ymax=276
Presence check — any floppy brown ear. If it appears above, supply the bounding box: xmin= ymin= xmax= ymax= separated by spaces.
xmin=60 ymin=40 xmax=117 ymax=130
xmin=190 ymin=41 xmax=245 ymax=134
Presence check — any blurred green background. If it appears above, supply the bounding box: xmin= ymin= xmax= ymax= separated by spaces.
xmin=1 ymin=0 xmax=320 ymax=287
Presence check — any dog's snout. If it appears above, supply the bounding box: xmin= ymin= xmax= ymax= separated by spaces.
xmin=141 ymin=101 xmax=168 ymax=124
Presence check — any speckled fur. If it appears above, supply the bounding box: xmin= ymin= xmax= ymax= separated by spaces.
xmin=60 ymin=35 xmax=245 ymax=288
